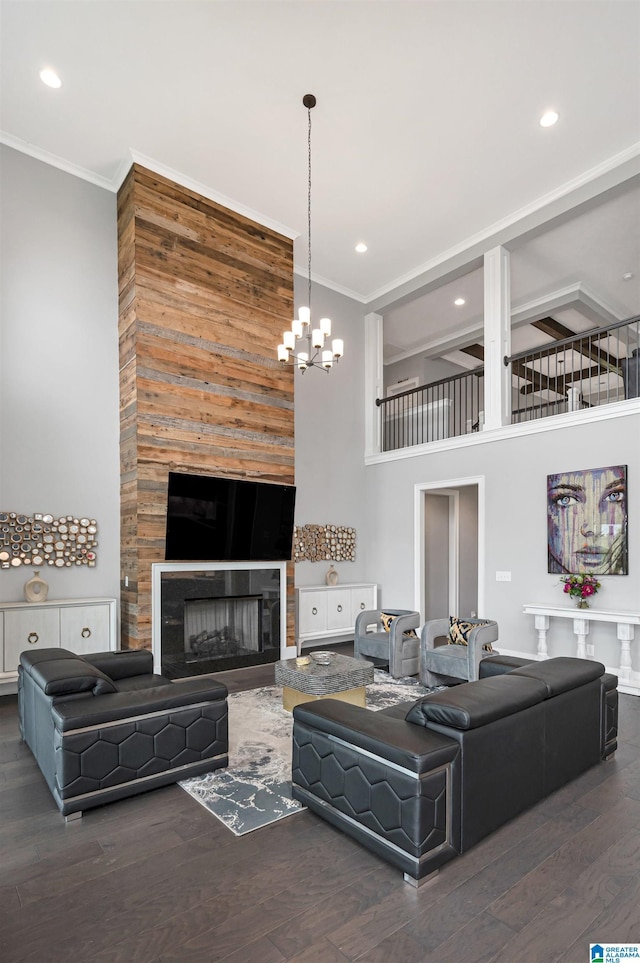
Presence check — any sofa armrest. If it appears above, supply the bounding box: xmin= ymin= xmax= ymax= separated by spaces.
xmin=388 ymin=612 xmax=420 ymax=643
xmin=293 ymin=699 xmax=457 ymax=774
xmin=293 ymin=698 xmax=461 ymax=879
xmin=354 ymin=609 xmax=382 ymax=635
xmin=83 ymin=649 xmax=154 ymax=680
xmin=52 ymin=678 xmax=228 ymax=731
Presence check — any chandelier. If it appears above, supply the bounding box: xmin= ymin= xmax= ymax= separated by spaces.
xmin=277 ymin=94 xmax=344 ymax=373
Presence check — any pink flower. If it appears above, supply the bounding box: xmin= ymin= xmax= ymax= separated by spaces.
xmin=563 ymin=583 xmax=571 ymax=593
xmin=583 ymin=584 xmax=595 ymax=596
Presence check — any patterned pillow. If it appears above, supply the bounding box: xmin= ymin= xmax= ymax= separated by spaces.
xmin=448 ymin=617 xmax=493 ymax=652
xmin=380 ymin=612 xmax=418 ymax=638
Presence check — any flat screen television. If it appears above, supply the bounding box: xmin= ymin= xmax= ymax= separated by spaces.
xmin=165 ymin=472 xmax=296 ymax=562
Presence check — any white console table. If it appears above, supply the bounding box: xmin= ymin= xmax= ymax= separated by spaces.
xmin=523 ymin=603 xmax=640 ymax=693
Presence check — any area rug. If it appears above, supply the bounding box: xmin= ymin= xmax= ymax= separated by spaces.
xmin=179 ymin=669 xmax=434 ymax=836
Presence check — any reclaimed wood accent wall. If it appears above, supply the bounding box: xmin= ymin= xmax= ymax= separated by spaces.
xmin=117 ymin=165 xmax=295 ymax=651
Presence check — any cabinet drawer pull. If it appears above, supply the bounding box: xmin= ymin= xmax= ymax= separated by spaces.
xmin=27 ymin=632 xmax=39 ymax=645
xmin=312 ymin=607 xmax=318 ymax=616
xmin=337 ymin=604 xmax=343 ymax=613
xmin=360 ymin=602 xmax=365 ymax=609
xmin=81 ymin=627 xmax=91 ymax=639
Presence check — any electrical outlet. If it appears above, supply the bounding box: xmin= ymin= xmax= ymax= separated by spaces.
xmin=496 ymin=571 xmax=511 ymax=582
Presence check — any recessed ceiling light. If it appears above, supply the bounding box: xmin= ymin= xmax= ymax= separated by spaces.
xmin=40 ymin=68 xmax=62 ymax=88
xmin=622 ymin=272 xmax=634 ymax=281
xmin=539 ymin=110 xmax=558 ymax=128
xmin=355 ymin=242 xmax=367 ymax=253
xmin=454 ymin=297 xmax=466 ymax=306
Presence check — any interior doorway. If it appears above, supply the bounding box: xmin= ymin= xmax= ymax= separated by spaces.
xmin=414 ymin=477 xmax=483 ymax=622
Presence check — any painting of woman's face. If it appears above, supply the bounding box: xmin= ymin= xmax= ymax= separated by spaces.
xmin=547 ymin=465 xmax=628 ymax=575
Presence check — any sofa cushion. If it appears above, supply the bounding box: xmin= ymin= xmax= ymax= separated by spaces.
xmin=448 ymin=617 xmax=493 ymax=652
xmin=405 ymin=675 xmax=548 ymax=730
xmin=20 ymin=648 xmax=80 ymax=673
xmin=29 ymin=658 xmax=118 ymax=697
xmin=84 ymin=649 xmax=154 ymax=680
xmin=479 ymin=655 xmax=534 ymax=678
xmin=510 ymin=657 xmax=604 ymax=697
xmin=116 ymin=673 xmax=169 ymax=692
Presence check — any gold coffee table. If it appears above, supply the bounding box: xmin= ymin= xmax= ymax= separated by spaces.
xmin=275 ymin=653 xmax=375 ymax=712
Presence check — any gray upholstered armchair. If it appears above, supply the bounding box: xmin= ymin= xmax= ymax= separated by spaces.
xmin=354 ymin=608 xmax=420 ymax=678
xmin=420 ymin=617 xmax=498 ymax=687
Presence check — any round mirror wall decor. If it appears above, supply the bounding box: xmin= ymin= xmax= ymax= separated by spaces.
xmin=0 ymin=509 xmax=99 ymax=569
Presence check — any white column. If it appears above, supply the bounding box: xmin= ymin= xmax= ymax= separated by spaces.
xmin=572 ymin=617 xmax=590 ymax=659
xmin=483 ymin=246 xmax=511 ymax=430
xmin=364 ymin=311 xmax=384 ymax=457
xmin=534 ymin=614 xmax=550 ymax=658
xmin=616 ymin=622 xmax=634 ymax=683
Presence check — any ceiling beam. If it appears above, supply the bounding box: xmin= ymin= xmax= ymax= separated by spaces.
xmin=531 ymin=317 xmax=620 ymax=373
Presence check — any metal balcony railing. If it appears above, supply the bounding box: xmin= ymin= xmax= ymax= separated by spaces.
xmin=505 ymin=314 xmax=640 ymax=424
xmin=377 ymin=368 xmax=485 ymax=451
xmin=376 ymin=315 xmax=639 ymax=454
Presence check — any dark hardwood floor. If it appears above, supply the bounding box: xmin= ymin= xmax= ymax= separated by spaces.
xmin=1 ymin=653 xmax=639 ymax=962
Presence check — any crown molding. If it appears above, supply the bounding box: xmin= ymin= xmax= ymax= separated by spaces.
xmin=293 ymin=265 xmax=367 ymax=304
xmin=0 ymin=131 xmax=116 ymax=191
xmin=367 ymin=142 xmax=640 ymax=311
xmin=126 ymin=149 xmax=298 ymax=240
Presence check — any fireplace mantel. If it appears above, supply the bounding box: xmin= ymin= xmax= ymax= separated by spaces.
xmin=152 ymin=561 xmax=289 ymax=675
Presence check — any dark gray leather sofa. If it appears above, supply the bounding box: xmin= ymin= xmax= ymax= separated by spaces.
xmin=291 ymin=656 xmax=618 ymax=886
xmin=18 ymin=647 xmax=228 ymax=818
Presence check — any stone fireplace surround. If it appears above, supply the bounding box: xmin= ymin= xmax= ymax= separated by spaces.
xmin=152 ymin=561 xmax=289 ymax=678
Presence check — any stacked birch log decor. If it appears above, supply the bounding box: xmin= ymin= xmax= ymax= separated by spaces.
xmin=118 ymin=166 xmax=294 ymax=652
xmin=294 ymin=525 xmax=356 ymax=562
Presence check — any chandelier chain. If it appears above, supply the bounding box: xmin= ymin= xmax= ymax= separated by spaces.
xmin=307 ymin=102 xmax=312 ymax=313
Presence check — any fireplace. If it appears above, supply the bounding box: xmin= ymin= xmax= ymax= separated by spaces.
xmin=152 ymin=562 xmax=287 ymax=678
xmin=184 ymin=595 xmax=261 ymax=661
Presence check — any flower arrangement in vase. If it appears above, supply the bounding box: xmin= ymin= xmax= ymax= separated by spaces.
xmin=560 ymin=574 xmax=601 ymax=609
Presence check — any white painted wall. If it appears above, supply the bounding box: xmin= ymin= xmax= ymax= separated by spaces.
xmin=292 ymin=278 xmax=369 ymax=587
xmin=0 ymin=146 xmax=120 ymax=606
xmin=3 ymin=145 xmax=638 ymax=682
xmin=385 ymin=354 xmax=464 ymax=392
xmin=361 ymin=413 xmax=640 ymax=672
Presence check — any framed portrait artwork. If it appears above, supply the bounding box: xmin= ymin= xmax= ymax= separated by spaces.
xmin=547 ymin=464 xmax=628 ymax=575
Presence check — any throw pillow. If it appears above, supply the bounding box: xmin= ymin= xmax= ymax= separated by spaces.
xmin=380 ymin=611 xmax=396 ymax=632
xmin=448 ymin=616 xmax=493 ymax=652
xmin=380 ymin=612 xmax=418 ymax=639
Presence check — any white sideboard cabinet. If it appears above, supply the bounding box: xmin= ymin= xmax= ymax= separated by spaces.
xmin=0 ymin=597 xmax=117 ymax=685
xmin=296 ymin=583 xmax=378 ymax=654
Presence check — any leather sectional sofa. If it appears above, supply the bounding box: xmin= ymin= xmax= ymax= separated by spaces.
xmin=18 ymin=647 xmax=228 ymax=818
xmin=291 ymin=656 xmax=618 ymax=886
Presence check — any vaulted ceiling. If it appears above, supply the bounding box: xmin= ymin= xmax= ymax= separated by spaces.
xmin=1 ymin=1 xmax=639 ymax=362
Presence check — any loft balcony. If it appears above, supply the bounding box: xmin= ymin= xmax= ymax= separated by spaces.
xmin=375 ymin=314 xmax=639 ymax=453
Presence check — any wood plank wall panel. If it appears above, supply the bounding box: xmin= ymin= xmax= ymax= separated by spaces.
xmin=117 ymin=165 xmax=295 ymax=652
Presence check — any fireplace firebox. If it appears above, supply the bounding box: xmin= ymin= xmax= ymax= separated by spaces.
xmin=152 ymin=562 xmax=287 ymax=678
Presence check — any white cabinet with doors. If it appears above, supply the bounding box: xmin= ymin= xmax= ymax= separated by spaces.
xmin=295 ymin=583 xmax=378 ymax=655
xmin=0 ymin=597 xmax=117 ymax=684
